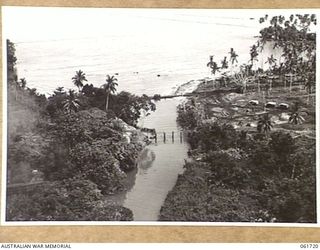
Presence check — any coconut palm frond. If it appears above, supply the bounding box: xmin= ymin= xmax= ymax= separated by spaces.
xmin=72 ymin=70 xmax=88 ymax=91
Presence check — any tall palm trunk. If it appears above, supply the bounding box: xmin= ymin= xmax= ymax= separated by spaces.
xmin=105 ymin=92 xmax=110 ymax=111
xmin=14 ymin=84 xmax=18 ymax=101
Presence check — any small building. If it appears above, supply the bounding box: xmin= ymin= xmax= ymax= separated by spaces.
xmin=265 ymin=101 xmax=276 ymax=108
xmin=249 ymin=100 xmax=259 ymax=106
xmin=278 ymin=103 xmax=289 ymax=110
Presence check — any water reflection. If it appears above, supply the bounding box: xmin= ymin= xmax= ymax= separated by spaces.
xmin=138 ymin=148 xmax=156 ymax=175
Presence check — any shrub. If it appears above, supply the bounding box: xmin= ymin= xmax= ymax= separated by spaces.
xmin=69 ymin=140 xmax=126 ymax=194
xmin=6 ymin=178 xmax=132 ymax=221
xmin=177 ymin=104 xmax=198 ymax=130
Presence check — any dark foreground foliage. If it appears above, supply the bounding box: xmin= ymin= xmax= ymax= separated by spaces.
xmin=7 ymin=178 xmax=133 ymax=221
xmin=160 ymin=108 xmax=316 ymax=223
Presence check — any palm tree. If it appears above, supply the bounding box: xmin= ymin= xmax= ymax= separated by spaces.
xmin=72 ymin=70 xmax=87 ymax=92
xmin=249 ymin=44 xmax=259 ymax=66
xmin=54 ymin=86 xmax=66 ymax=95
xmin=257 ymin=113 xmax=273 ymax=135
xmin=207 ymin=56 xmax=220 ymax=75
xmin=221 ymin=56 xmax=228 ymax=70
xmin=250 ymin=44 xmax=261 ymax=93
xmin=265 ymin=55 xmax=277 ymax=72
xmin=101 ymin=75 xmax=118 ymax=111
xmin=229 ymin=48 xmax=239 ymax=64
xmin=289 ymin=112 xmax=305 ymax=125
xmin=211 ymin=62 xmax=220 ymax=75
xmin=232 ymin=65 xmax=250 ymax=94
xmin=289 ymin=102 xmax=305 ymax=125
xmin=229 ymin=48 xmax=238 ymax=74
xmin=265 ymin=55 xmax=277 ymax=93
xmin=207 ymin=55 xmax=214 ymax=68
xmin=62 ymin=89 xmax=81 ymax=114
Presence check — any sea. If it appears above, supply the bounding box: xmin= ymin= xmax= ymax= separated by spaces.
xmin=4 ymin=8 xmax=273 ymax=97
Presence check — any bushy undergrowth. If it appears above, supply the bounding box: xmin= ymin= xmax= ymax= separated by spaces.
xmin=7 ymin=178 xmax=133 ymax=221
xmin=7 ymin=104 xmax=143 ymax=220
xmin=160 ymin=107 xmax=316 ymax=223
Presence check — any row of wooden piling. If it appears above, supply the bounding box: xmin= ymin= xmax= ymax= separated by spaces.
xmin=152 ymin=131 xmax=183 ymax=143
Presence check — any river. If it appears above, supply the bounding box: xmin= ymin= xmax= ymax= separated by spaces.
xmin=109 ymin=97 xmax=189 ymax=221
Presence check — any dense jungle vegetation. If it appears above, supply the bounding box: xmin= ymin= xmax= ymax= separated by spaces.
xmin=6 ymin=40 xmax=156 ymax=221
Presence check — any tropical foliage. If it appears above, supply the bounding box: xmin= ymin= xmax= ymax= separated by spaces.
xmin=206 ymin=56 xmax=220 ymax=75
xmin=72 ymin=70 xmax=87 ymax=91
xmin=62 ymin=89 xmax=81 ymax=113
xmin=7 ymin=39 xmax=17 ymax=72
xmin=257 ymin=113 xmax=273 ymax=134
xmin=161 ymin=111 xmax=316 ymax=222
xmin=102 ymin=74 xmax=118 ymax=111
xmin=288 ymin=102 xmax=305 ymax=125
xmin=229 ymin=48 xmax=238 ymax=65
xmin=7 ymin=178 xmax=133 ymax=221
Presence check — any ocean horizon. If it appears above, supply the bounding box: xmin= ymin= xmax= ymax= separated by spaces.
xmin=5 ymin=8 xmax=270 ymax=96
xmin=4 ymin=8 xmax=291 ymax=96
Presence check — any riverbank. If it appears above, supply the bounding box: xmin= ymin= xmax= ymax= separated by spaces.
xmin=159 ymin=77 xmax=316 ymax=223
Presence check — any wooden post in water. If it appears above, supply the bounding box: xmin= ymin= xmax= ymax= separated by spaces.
xmin=163 ymin=132 xmax=166 ymax=143
xmin=172 ymin=131 xmax=174 ymax=143
xmin=180 ymin=131 xmax=183 ymax=143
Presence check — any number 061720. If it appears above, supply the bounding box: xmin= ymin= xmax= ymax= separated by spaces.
xmin=300 ymin=244 xmax=319 ymax=248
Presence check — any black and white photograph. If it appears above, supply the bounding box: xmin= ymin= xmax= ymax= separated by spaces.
xmin=2 ymin=7 xmax=318 ymax=224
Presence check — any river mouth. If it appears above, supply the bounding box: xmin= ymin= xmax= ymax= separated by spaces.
xmin=107 ymin=98 xmax=189 ymax=221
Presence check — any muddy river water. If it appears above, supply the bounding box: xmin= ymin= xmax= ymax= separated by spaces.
xmin=109 ymin=98 xmax=189 ymax=221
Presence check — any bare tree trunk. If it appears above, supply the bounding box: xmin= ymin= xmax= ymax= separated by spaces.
xmin=105 ymin=92 xmax=110 ymax=111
